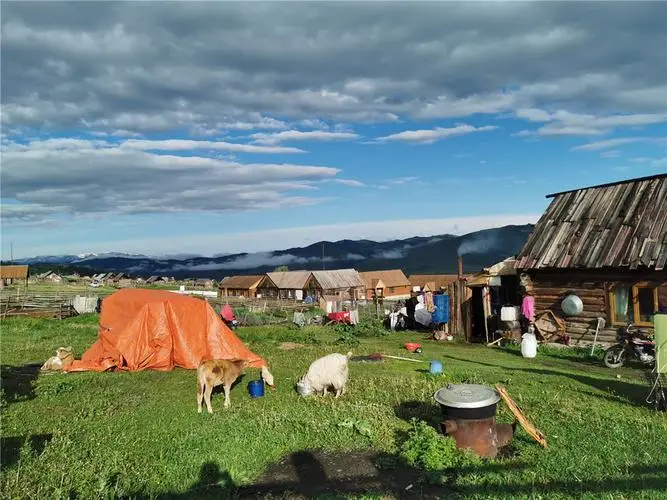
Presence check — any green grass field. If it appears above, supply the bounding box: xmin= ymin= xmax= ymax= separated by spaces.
xmin=1 ymin=315 xmax=666 ymax=499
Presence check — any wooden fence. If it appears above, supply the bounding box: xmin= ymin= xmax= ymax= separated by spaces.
xmin=0 ymin=290 xmax=109 ymax=319
xmin=0 ymin=288 xmax=390 ymax=323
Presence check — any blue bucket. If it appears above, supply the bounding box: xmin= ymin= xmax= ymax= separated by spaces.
xmin=248 ymin=379 xmax=265 ymax=398
xmin=429 ymin=360 xmax=443 ymax=375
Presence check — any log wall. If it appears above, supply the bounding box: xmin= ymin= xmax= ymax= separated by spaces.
xmin=523 ymin=269 xmax=667 ymax=346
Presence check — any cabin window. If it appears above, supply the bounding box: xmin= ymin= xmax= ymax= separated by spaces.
xmin=609 ymin=283 xmax=659 ymax=326
xmin=659 ymin=286 xmax=667 ymax=313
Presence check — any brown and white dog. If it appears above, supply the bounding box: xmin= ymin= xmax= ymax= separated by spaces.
xmin=41 ymin=346 xmax=74 ymax=372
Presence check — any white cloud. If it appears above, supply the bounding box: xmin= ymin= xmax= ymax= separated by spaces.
xmin=120 ymin=138 xmax=304 ymax=154
xmin=571 ymin=137 xmax=656 ymax=151
xmin=651 ymin=158 xmax=667 ymax=168
xmin=516 ymin=109 xmax=667 ymax=137
xmin=3 ymin=3 xmax=665 ymax=133
xmin=1 ymin=137 xmax=339 ymax=222
xmin=457 ymin=232 xmax=500 ymax=256
xmin=600 ymin=150 xmax=620 ymax=158
xmin=373 ymin=249 xmax=405 ymax=259
xmin=16 ymin=214 xmax=541 ymax=257
xmin=386 ymin=177 xmax=418 ymax=185
xmin=375 ymin=124 xmax=497 ymax=144
xmin=168 ymin=252 xmax=322 ymax=271
xmin=327 ymin=179 xmax=365 ymax=187
xmin=250 ymin=130 xmax=359 ymax=145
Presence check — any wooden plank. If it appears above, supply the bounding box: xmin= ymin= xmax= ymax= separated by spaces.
xmin=495 ymin=385 xmax=547 ymax=449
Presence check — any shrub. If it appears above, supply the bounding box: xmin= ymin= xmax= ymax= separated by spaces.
xmin=399 ymin=419 xmax=482 ymax=484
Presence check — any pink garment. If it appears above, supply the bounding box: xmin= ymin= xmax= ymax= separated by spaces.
xmin=522 ymin=295 xmax=535 ymax=322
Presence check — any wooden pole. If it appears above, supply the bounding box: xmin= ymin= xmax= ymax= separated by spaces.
xmin=456 ymin=256 xmax=464 ymax=337
xmin=495 ymin=384 xmax=547 ymax=448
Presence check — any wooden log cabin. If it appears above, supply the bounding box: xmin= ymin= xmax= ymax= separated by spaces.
xmin=515 ymin=174 xmax=667 ymax=346
xmin=219 ymin=275 xmax=264 ymax=298
xmin=0 ymin=265 xmax=29 ymax=288
xmin=359 ymin=269 xmax=411 ymax=299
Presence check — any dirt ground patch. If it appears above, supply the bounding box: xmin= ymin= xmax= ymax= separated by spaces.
xmin=237 ymin=449 xmax=442 ymax=499
xmin=278 ymin=342 xmax=305 ymax=350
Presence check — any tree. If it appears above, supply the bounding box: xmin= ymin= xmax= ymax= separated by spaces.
xmin=274 ymin=265 xmax=289 ymax=272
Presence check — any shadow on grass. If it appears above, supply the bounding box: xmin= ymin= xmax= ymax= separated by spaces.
xmin=233 ymin=449 xmax=444 ymax=499
xmin=150 ymin=452 xmax=666 ymax=500
xmin=0 ymin=433 xmax=53 ymax=470
xmin=0 ymin=363 xmax=42 ymax=408
xmin=442 ymin=354 xmax=650 ymax=408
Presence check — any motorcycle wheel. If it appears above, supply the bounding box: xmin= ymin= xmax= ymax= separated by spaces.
xmin=603 ymin=346 xmax=626 ymax=368
xmin=655 ymin=387 xmax=667 ymax=411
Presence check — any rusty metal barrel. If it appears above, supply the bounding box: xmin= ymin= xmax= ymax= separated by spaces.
xmin=433 ymin=383 xmax=514 ymax=458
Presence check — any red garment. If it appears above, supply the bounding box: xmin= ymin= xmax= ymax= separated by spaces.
xmin=221 ymin=304 xmax=236 ymax=322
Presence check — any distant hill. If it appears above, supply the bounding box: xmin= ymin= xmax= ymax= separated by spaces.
xmin=15 ymin=224 xmax=534 ymax=279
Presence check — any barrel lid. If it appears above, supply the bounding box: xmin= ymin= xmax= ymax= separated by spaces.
xmin=433 ymin=383 xmax=500 ymax=408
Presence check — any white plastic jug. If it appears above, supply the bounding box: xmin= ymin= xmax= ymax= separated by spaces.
xmin=521 ymin=332 xmax=537 ymax=358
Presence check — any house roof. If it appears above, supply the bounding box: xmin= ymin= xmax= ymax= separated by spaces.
xmin=408 ymin=274 xmax=460 ymax=290
xmin=516 ymin=174 xmax=667 ymax=271
xmin=311 ymin=269 xmax=365 ymax=290
xmin=359 ymin=270 xmax=410 ymax=289
xmin=0 ymin=265 xmax=29 ymax=279
xmin=220 ymin=275 xmax=264 ymax=289
xmin=484 ymin=257 xmax=517 ymax=276
xmin=265 ymin=270 xmax=312 ymax=289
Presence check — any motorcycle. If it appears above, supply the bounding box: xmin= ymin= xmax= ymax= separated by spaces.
xmin=603 ymin=322 xmax=655 ymax=369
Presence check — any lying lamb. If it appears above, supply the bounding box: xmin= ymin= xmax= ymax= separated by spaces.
xmin=41 ymin=346 xmax=74 ymax=372
xmin=296 ymin=352 xmax=351 ymax=398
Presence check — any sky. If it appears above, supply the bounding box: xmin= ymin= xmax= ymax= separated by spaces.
xmin=1 ymin=1 xmax=666 ymax=259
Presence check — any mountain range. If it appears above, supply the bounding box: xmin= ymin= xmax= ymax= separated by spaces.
xmin=16 ymin=224 xmax=534 ymax=279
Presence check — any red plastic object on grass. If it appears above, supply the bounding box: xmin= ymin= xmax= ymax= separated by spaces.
xmin=405 ymin=342 xmax=422 ymax=352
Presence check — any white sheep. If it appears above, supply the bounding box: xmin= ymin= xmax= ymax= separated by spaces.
xmin=296 ymin=352 xmax=352 ymax=398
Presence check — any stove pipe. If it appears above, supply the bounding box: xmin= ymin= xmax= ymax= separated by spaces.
xmin=457 ymin=255 xmax=463 ymax=278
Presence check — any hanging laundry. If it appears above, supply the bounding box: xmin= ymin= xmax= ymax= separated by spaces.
xmin=424 ymin=292 xmax=435 ymax=312
xmin=522 ymin=295 xmax=535 ymax=323
xmin=483 ymin=287 xmax=492 ymax=319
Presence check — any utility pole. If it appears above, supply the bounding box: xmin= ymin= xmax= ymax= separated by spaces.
xmin=10 ymin=241 xmax=13 ymax=263
xmin=322 ymin=242 xmax=325 ymax=270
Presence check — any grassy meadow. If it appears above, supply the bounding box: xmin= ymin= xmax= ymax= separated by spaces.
xmin=1 ymin=314 xmax=666 ymax=499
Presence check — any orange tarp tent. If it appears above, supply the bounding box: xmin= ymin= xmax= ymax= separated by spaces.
xmin=64 ymin=288 xmax=268 ymax=372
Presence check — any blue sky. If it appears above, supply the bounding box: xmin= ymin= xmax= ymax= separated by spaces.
xmin=1 ymin=2 xmax=666 ymax=259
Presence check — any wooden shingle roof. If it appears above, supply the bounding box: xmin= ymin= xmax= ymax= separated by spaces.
xmin=0 ymin=265 xmax=29 ymax=279
xmin=360 ymin=270 xmax=410 ymax=288
xmin=265 ymin=271 xmax=312 ymax=289
xmin=219 ymin=275 xmax=264 ymax=289
xmin=311 ymin=269 xmax=365 ymax=290
xmin=516 ymin=174 xmax=667 ymax=271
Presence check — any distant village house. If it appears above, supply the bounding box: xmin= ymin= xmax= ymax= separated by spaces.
xmin=219 ymin=275 xmax=264 ymax=298
xmin=359 ymin=270 xmax=411 ymax=299
xmin=0 ymin=265 xmax=29 ymax=288
xmin=257 ymin=271 xmax=314 ymax=300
